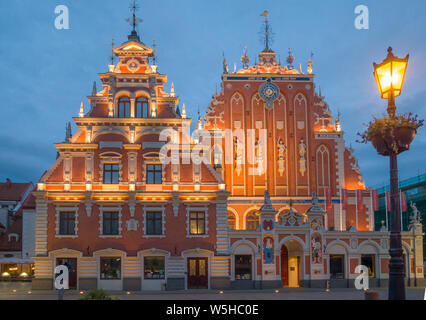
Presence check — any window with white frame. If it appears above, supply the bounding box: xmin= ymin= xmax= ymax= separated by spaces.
xmin=187 ymin=208 xmax=208 ymax=237
xmin=146 ymin=211 xmax=163 ymax=235
xmin=99 ymin=208 xmax=122 ymax=237
xmin=146 ymin=164 xmax=162 ymax=184
xmin=55 ymin=207 xmax=78 ymax=237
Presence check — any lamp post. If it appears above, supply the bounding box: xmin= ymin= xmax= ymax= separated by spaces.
xmin=372 ymin=47 xmax=409 ymax=300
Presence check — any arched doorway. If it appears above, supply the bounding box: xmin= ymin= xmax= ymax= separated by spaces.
xmin=281 ymin=240 xmax=303 ymax=287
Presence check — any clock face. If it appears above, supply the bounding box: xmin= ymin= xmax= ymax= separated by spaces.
xmin=259 ymin=82 xmax=279 ymax=102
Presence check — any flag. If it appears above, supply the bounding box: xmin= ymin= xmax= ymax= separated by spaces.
xmin=400 ymin=191 xmax=407 ymax=212
xmin=385 ymin=190 xmax=391 ymax=212
xmin=356 ymin=189 xmax=364 ymax=210
xmin=326 ymin=188 xmax=332 ymax=209
xmin=342 ymin=189 xmax=348 ymax=210
xmin=371 ymin=189 xmax=379 ymax=211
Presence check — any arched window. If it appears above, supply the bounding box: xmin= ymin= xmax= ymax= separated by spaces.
xmin=213 ymin=145 xmax=223 ymax=168
xmin=316 ymin=145 xmax=330 ymax=189
xmin=245 ymin=211 xmax=259 ymax=230
xmin=118 ymin=97 xmax=131 ymax=118
xmin=136 ymin=97 xmax=149 ymax=118
xmin=227 ymin=212 xmax=236 ymax=230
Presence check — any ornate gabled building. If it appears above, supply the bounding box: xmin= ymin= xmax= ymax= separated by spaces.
xmin=31 ymin=11 xmax=424 ymax=291
xmin=203 ymin=13 xmax=424 ymax=288
xmin=32 ymin=25 xmax=229 ymax=291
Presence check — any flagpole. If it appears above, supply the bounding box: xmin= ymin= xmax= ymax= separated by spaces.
xmin=340 ymin=188 xmax=343 ymax=231
xmin=399 ymin=190 xmax=403 ymax=231
xmin=370 ymin=190 xmax=374 ymax=231
xmin=385 ymin=190 xmax=389 ymax=230
xmin=356 ymin=191 xmax=358 ymax=231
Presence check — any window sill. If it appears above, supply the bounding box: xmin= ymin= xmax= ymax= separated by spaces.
xmin=186 ymin=234 xmax=209 ymax=238
xmin=55 ymin=235 xmax=78 ymax=239
xmin=99 ymin=235 xmax=122 ymax=239
xmin=145 ymin=185 xmax=162 ymax=192
xmin=143 ymin=235 xmax=166 ymax=238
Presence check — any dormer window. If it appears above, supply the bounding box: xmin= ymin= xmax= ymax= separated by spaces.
xmin=136 ymin=97 xmax=149 ymax=118
xmin=118 ymin=97 xmax=131 ymax=118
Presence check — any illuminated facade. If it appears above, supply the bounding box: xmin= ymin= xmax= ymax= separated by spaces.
xmin=32 ymin=14 xmax=424 ymax=291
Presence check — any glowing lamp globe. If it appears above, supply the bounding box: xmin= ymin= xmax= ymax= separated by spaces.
xmin=373 ymin=47 xmax=409 ymax=100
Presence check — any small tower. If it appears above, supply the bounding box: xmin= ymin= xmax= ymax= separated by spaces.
xmin=92 ymin=81 xmax=97 ymax=96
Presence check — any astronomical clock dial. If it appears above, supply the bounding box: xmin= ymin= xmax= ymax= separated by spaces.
xmin=259 ymin=81 xmax=279 ymax=109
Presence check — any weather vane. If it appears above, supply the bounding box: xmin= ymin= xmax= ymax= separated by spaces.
xmin=152 ymin=39 xmax=157 ymax=65
xmin=126 ymin=0 xmax=142 ymax=32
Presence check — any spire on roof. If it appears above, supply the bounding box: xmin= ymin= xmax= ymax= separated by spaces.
xmin=79 ymin=102 xmax=85 ymax=118
xmin=197 ymin=105 xmax=203 ymax=130
xmin=241 ymin=46 xmax=249 ymax=69
xmin=65 ymin=122 xmax=72 ymax=142
xmin=222 ymin=52 xmax=229 ymax=74
xmin=92 ymin=81 xmax=97 ymax=96
xmin=181 ymin=103 xmax=187 ymax=119
xmin=170 ymin=82 xmax=175 ymax=97
xmin=126 ymin=0 xmax=142 ymax=42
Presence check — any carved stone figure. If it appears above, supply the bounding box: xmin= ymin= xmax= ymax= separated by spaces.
xmin=234 ymin=137 xmax=243 ymax=176
xmin=277 ymin=138 xmax=287 ymax=176
xmin=299 ymin=138 xmax=307 ymax=176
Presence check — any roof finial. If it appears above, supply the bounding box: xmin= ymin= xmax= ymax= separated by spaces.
xmin=197 ymin=105 xmax=202 ymax=130
xmin=92 ymin=81 xmax=97 ymax=96
xmin=181 ymin=103 xmax=187 ymax=119
xmin=126 ymin=0 xmax=142 ymax=42
xmin=111 ymin=37 xmax=115 ymax=65
xmin=170 ymin=82 xmax=175 ymax=97
xmin=222 ymin=52 xmax=229 ymax=74
xmin=152 ymin=39 xmax=157 ymax=65
xmin=307 ymin=52 xmax=314 ymax=74
xmin=79 ymin=102 xmax=85 ymax=118
xmin=286 ymin=48 xmax=295 ymax=69
xmin=241 ymin=46 xmax=249 ymax=69
xmin=65 ymin=122 xmax=72 ymax=142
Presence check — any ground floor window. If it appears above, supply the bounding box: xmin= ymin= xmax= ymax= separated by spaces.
xmin=144 ymin=256 xmax=165 ymax=279
xmin=1 ymin=263 xmax=34 ymax=277
xmin=361 ymin=255 xmax=376 ymax=278
xmin=100 ymin=257 xmax=121 ymax=280
xmin=234 ymin=255 xmax=252 ymax=280
xmin=330 ymin=255 xmax=345 ymax=279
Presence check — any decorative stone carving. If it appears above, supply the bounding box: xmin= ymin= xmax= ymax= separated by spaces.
xmin=234 ymin=137 xmax=243 ymax=176
xmin=126 ymin=218 xmax=139 ymax=231
xmin=255 ymin=138 xmax=264 ymax=175
xmin=277 ymin=138 xmax=287 ymax=176
xmin=298 ymin=138 xmax=307 ymax=176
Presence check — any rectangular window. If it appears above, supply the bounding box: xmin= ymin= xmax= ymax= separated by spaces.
xmin=100 ymin=257 xmax=121 ymax=280
xmin=103 ymin=212 xmax=119 ymax=235
xmin=361 ymin=255 xmax=376 ymax=278
xmin=103 ymin=164 xmax=119 ymax=184
xmin=235 ymin=255 xmax=252 ymax=280
xmin=59 ymin=212 xmax=75 ymax=235
xmin=189 ymin=211 xmax=206 ymax=235
xmin=146 ymin=212 xmax=162 ymax=235
xmin=146 ymin=164 xmax=162 ymax=184
xmin=144 ymin=256 xmax=165 ymax=279
xmin=330 ymin=255 xmax=345 ymax=279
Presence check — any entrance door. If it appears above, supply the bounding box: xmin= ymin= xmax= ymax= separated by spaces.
xmin=56 ymin=258 xmax=77 ymax=289
xmin=187 ymin=258 xmax=208 ymax=289
xmin=280 ymin=245 xmax=289 ymax=286
xmin=288 ymin=256 xmax=300 ymax=287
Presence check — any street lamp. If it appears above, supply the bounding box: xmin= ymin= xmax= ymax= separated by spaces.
xmin=373 ymin=47 xmax=409 ymax=118
xmin=373 ymin=47 xmax=409 ymax=300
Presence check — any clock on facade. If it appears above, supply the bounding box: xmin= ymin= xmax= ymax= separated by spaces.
xmin=259 ymin=81 xmax=279 ymax=109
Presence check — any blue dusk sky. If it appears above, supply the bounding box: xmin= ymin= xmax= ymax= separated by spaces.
xmin=0 ymin=0 xmax=425 ymax=189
